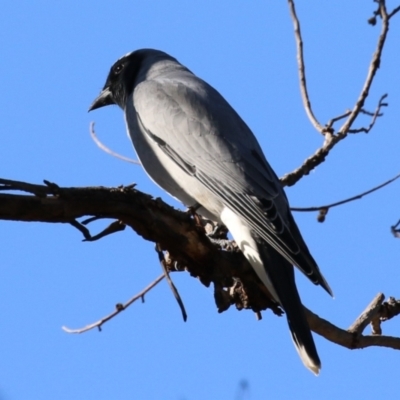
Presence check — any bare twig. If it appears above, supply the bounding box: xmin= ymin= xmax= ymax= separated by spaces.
xmin=69 ymin=220 xmax=92 ymax=240
xmin=287 ymin=0 xmax=324 ymax=133
xmin=82 ymin=220 xmax=126 ymax=242
xmin=62 ymin=274 xmax=165 ymax=334
xmin=156 ymin=244 xmax=188 ymax=322
xmin=325 ymin=111 xmax=352 ymax=130
xmin=348 ymin=94 xmax=388 ymax=133
xmin=391 ymin=219 xmax=400 ymax=238
xmin=290 ymin=172 xmax=400 ymax=221
xmin=348 ymin=293 xmax=385 ymax=336
xmin=90 ymin=122 xmax=141 ymax=165
xmin=388 ymin=5 xmax=400 ymax=18
xmin=325 ymin=106 xmax=384 ymax=132
xmin=0 ymin=178 xmax=50 ymax=197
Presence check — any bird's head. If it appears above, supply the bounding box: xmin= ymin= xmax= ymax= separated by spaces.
xmin=89 ymin=49 xmax=166 ymax=111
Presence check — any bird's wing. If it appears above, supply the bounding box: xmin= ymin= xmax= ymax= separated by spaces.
xmin=133 ymin=76 xmax=331 ymax=295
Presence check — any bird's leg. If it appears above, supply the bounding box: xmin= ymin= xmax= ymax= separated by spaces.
xmin=205 ymin=222 xmax=237 ymax=251
xmin=206 ymin=223 xmax=228 ymax=239
xmin=207 ymin=236 xmax=238 ymax=252
xmin=186 ymin=204 xmax=236 ymax=250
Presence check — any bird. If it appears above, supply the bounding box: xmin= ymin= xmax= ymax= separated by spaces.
xmin=89 ymin=48 xmax=332 ymax=375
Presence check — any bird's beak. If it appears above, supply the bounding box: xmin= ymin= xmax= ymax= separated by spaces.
xmin=88 ymin=87 xmax=115 ymax=112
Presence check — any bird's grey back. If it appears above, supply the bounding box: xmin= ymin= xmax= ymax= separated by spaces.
xmin=133 ymin=52 xmax=286 ymax=204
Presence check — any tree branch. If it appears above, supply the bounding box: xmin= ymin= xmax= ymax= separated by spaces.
xmin=287 ymin=0 xmax=324 ymax=132
xmin=1 ymin=178 xmax=399 ymax=350
xmin=282 ymin=1 xmax=399 ymax=187
xmin=347 ymin=94 xmax=388 ymax=133
xmin=290 ymin=171 xmax=400 ymax=222
xmin=336 ymin=1 xmax=391 ymax=135
xmin=305 ymin=297 xmax=400 ymax=350
xmin=62 ymin=274 xmax=165 ymax=334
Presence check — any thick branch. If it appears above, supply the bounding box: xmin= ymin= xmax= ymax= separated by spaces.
xmin=0 ymin=178 xmax=280 ymax=315
xmin=1 ymin=178 xmax=399 ymax=351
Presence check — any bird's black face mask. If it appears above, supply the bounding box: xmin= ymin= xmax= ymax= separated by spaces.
xmin=89 ymin=50 xmax=147 ymax=112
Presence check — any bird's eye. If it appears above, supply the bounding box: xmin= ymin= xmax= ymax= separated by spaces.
xmin=114 ymin=63 xmax=124 ymax=74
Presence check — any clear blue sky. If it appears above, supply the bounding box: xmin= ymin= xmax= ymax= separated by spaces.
xmin=1 ymin=1 xmax=399 ymax=399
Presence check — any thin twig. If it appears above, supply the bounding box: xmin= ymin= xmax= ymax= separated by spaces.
xmin=156 ymin=244 xmax=188 ymax=322
xmin=90 ymin=122 xmax=141 ymax=165
xmin=325 ymin=111 xmax=352 ymax=131
xmin=290 ymin=172 xmax=400 ymax=213
xmin=325 ymin=107 xmax=384 ymax=132
xmin=0 ymin=178 xmax=50 ymax=197
xmin=287 ymin=0 xmax=324 ymax=133
xmin=359 ymin=108 xmax=385 ymax=117
xmin=82 ymin=220 xmax=126 ymax=242
xmin=69 ymin=220 xmax=92 ymax=241
xmin=391 ymin=219 xmax=400 ymax=238
xmin=388 ymin=5 xmax=400 ymax=18
xmin=62 ymin=274 xmax=165 ymax=334
xmin=338 ymin=1 xmax=390 ymax=136
xmin=348 ymin=94 xmax=388 ymax=133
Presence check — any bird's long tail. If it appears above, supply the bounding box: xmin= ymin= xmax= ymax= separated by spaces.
xmin=255 ymin=242 xmax=321 ymax=375
xmin=221 ymin=209 xmax=321 ymax=374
